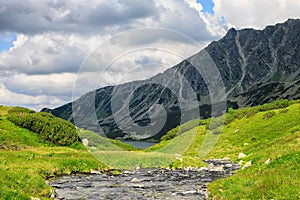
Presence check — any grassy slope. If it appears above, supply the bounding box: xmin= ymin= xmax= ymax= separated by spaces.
xmin=1 ymin=100 xmax=299 ymax=199
xmin=0 ymin=106 xmax=107 ymax=200
xmin=144 ymin=101 xmax=300 ymax=199
xmin=207 ymin=103 xmax=300 ymax=199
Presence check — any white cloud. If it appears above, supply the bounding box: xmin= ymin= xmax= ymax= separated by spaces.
xmin=0 ymin=84 xmax=65 ymax=111
xmin=213 ymin=0 xmax=300 ymax=29
xmin=1 ymin=0 xmax=298 ymax=111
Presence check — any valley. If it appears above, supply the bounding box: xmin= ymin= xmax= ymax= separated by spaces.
xmin=0 ymin=99 xmax=299 ymax=199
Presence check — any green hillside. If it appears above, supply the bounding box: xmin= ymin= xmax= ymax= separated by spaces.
xmin=0 ymin=106 xmax=107 ymax=199
xmin=0 ymin=99 xmax=299 ymax=199
xmin=143 ymin=100 xmax=300 ymax=199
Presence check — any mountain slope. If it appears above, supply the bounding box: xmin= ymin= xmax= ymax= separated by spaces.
xmin=0 ymin=105 xmax=106 ymax=199
xmin=43 ymin=19 xmax=300 ymax=139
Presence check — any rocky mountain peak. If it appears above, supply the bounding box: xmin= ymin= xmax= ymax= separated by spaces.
xmin=43 ymin=18 xmax=300 ymax=140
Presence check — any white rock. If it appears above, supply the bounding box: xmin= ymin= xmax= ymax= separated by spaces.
xmin=211 ymin=166 xmax=224 ymax=171
xmin=244 ymin=143 xmax=249 ymax=146
xmin=130 ymin=178 xmax=140 ymax=183
xmin=265 ymin=158 xmax=271 ymax=165
xmin=90 ymin=169 xmax=101 ymax=174
xmin=234 ymin=129 xmax=240 ymax=133
xmin=208 ymin=163 xmax=214 ymax=169
xmin=238 ymin=152 xmax=247 ymax=159
xmin=223 ymin=157 xmax=231 ymax=160
xmin=82 ymin=138 xmax=89 ymax=146
xmin=242 ymin=161 xmax=252 ymax=170
xmin=175 ymin=154 xmax=183 ymax=161
xmin=181 ymin=190 xmax=197 ymax=194
xmin=224 ymin=163 xmax=233 ymax=168
xmin=199 ymin=166 xmax=208 ymax=171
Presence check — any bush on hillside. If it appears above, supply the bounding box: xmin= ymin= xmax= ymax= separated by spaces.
xmin=7 ymin=110 xmax=79 ymax=146
xmin=258 ymin=99 xmax=289 ymax=111
xmin=161 ymin=127 xmax=179 ymax=141
xmin=8 ymin=107 xmax=35 ymax=114
xmin=262 ymin=111 xmax=276 ymax=119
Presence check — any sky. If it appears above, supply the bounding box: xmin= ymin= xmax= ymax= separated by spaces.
xmin=0 ymin=0 xmax=299 ymax=111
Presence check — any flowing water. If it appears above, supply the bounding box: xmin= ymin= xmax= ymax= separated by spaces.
xmin=49 ymin=159 xmax=239 ymax=200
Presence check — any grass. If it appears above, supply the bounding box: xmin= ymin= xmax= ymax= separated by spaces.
xmin=0 ymin=100 xmax=299 ymax=199
xmin=93 ymin=151 xmax=175 ymax=169
xmin=0 ymin=107 xmax=107 ymax=199
xmin=142 ymin=100 xmax=300 ymax=199
xmin=207 ymin=103 xmax=300 ymax=199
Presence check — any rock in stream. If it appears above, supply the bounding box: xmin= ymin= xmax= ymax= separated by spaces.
xmin=49 ymin=159 xmax=239 ymax=200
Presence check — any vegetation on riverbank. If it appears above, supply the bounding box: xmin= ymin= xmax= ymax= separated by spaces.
xmin=0 ymin=106 xmax=107 ymax=199
xmin=0 ymin=99 xmax=299 ymax=199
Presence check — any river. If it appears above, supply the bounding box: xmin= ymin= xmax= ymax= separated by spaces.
xmin=49 ymin=159 xmax=240 ymax=200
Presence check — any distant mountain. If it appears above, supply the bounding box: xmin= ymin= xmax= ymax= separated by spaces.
xmin=42 ymin=19 xmax=300 ymax=140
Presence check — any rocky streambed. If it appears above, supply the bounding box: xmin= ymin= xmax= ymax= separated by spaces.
xmin=49 ymin=159 xmax=239 ymax=200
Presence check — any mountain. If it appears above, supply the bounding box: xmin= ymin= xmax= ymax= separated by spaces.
xmin=42 ymin=19 xmax=300 ymax=140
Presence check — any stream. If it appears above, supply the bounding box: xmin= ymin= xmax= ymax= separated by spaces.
xmin=49 ymin=159 xmax=239 ymax=200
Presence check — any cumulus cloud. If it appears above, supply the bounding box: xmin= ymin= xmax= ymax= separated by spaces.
xmin=0 ymin=0 xmax=297 ymax=110
xmin=0 ymin=84 xmax=65 ymax=110
xmin=0 ymin=33 xmax=111 ymax=75
xmin=0 ymin=0 xmax=159 ymax=34
xmin=213 ymin=0 xmax=300 ymax=29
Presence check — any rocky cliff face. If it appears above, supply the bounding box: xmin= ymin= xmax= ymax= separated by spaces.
xmin=42 ymin=19 xmax=300 ymax=139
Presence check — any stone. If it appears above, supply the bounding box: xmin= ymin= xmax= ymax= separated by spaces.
xmin=210 ymin=166 xmax=224 ymax=171
xmin=238 ymin=160 xmax=244 ymax=165
xmin=265 ymin=158 xmax=271 ymax=165
xmin=223 ymin=157 xmax=231 ymax=160
xmin=175 ymin=154 xmax=183 ymax=161
xmin=208 ymin=163 xmax=214 ymax=170
xmin=238 ymin=152 xmax=247 ymax=159
xmin=130 ymin=178 xmax=140 ymax=183
xmin=224 ymin=163 xmax=233 ymax=169
xmin=90 ymin=169 xmax=101 ymax=174
xmin=242 ymin=161 xmax=252 ymax=170
xmin=82 ymin=138 xmax=89 ymax=146
xmin=244 ymin=143 xmax=249 ymax=146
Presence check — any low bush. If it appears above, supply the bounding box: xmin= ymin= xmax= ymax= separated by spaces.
xmin=262 ymin=111 xmax=276 ymax=119
xmin=7 ymin=109 xmax=79 ymax=146
xmin=279 ymin=108 xmax=289 ymax=114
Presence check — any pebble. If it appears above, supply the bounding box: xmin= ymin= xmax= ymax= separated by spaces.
xmin=238 ymin=152 xmax=247 ymax=159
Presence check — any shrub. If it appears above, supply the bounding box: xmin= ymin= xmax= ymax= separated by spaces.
xmin=279 ymin=108 xmax=289 ymax=114
xmin=7 ymin=110 xmax=79 ymax=146
xmin=258 ymin=99 xmax=289 ymax=111
xmin=7 ymin=107 xmax=35 ymax=114
xmin=161 ymin=127 xmax=179 ymax=141
xmin=262 ymin=111 xmax=276 ymax=119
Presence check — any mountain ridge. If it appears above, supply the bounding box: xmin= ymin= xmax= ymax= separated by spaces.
xmin=42 ymin=18 xmax=300 ymax=139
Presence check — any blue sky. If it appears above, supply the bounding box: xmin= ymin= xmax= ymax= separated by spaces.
xmin=197 ymin=0 xmax=214 ymax=14
xmin=0 ymin=33 xmax=16 ymax=53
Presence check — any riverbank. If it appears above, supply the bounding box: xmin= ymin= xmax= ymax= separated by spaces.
xmin=50 ymin=159 xmax=240 ymax=200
